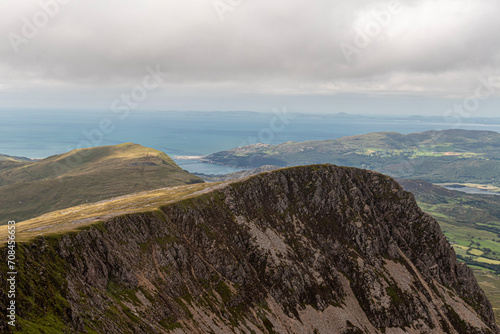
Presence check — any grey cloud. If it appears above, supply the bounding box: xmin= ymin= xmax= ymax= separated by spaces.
xmin=0 ymin=0 xmax=499 ymax=102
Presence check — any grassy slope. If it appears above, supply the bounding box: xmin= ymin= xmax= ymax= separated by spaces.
xmin=0 ymin=143 xmax=203 ymax=224
xmin=473 ymin=269 xmax=500 ymax=324
xmin=0 ymin=182 xmax=218 ymax=244
xmin=397 ymin=179 xmax=500 ymax=321
xmin=204 ymin=129 xmax=500 ymax=186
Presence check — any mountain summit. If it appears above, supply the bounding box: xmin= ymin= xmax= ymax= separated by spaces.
xmin=1 ymin=165 xmax=497 ymax=333
xmin=0 ymin=143 xmax=203 ymax=223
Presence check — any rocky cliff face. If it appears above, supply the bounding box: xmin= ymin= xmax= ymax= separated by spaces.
xmin=1 ymin=165 xmax=498 ymax=333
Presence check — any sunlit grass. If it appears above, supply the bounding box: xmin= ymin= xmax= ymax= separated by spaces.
xmin=0 ymin=143 xmax=204 ymax=223
xmin=468 ymin=248 xmax=484 ymax=256
xmin=0 ymin=182 xmax=221 ymax=244
xmin=475 ymin=258 xmax=500 ymax=265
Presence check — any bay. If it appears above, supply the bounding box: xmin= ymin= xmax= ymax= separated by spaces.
xmin=2 ymin=110 xmax=500 ymax=174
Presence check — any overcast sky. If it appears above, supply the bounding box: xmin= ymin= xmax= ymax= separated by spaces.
xmin=1 ymin=0 xmax=500 ymax=115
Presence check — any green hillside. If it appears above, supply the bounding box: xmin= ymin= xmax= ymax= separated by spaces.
xmin=203 ymin=129 xmax=500 ymax=186
xmin=0 ymin=143 xmax=203 ymax=223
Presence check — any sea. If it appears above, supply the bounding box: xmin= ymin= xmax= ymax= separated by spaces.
xmin=2 ymin=110 xmax=500 ymax=175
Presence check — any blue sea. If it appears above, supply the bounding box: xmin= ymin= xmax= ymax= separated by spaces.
xmin=2 ymin=110 xmax=500 ymax=174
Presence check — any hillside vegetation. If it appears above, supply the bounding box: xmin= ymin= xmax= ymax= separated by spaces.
xmin=398 ymin=179 xmax=500 ymax=321
xmin=0 ymin=143 xmax=203 ymax=223
xmin=0 ymin=165 xmax=496 ymax=333
xmin=203 ymin=129 xmax=500 ymax=186
xmin=0 ymin=182 xmax=216 ymax=244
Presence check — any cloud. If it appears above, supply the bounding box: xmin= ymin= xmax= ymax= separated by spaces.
xmin=0 ymin=0 xmax=499 ymax=104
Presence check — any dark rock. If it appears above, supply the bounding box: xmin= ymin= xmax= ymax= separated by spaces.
xmin=1 ymin=164 xmax=497 ymax=333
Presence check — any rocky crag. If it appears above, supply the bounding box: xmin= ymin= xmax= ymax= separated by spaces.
xmin=1 ymin=164 xmax=498 ymax=333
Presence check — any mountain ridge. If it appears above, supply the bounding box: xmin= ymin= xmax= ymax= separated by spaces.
xmin=1 ymin=164 xmax=497 ymax=333
xmin=0 ymin=154 xmax=31 ymax=162
xmin=0 ymin=143 xmax=203 ymax=223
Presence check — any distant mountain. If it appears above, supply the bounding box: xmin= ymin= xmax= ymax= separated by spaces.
xmin=0 ymin=153 xmax=31 ymax=162
xmin=0 ymin=165 xmax=497 ymax=333
xmin=0 ymin=143 xmax=203 ymax=223
xmin=203 ymin=129 xmax=500 ymax=186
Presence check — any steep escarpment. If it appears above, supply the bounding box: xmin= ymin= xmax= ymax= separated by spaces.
xmin=1 ymin=165 xmax=498 ymax=333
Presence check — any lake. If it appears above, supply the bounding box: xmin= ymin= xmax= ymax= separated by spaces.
xmin=441 ymin=185 xmax=500 ymax=196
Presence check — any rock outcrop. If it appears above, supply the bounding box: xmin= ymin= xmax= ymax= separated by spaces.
xmin=1 ymin=164 xmax=498 ymax=333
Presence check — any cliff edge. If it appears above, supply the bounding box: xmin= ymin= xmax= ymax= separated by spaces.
xmin=1 ymin=164 xmax=497 ymax=333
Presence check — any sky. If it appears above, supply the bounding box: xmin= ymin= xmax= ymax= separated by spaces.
xmin=1 ymin=0 xmax=500 ymax=116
